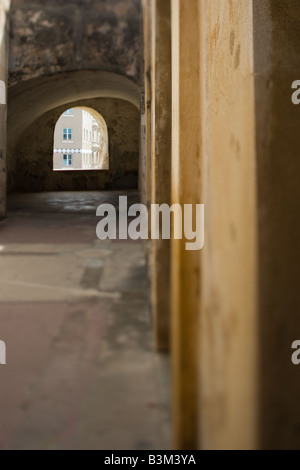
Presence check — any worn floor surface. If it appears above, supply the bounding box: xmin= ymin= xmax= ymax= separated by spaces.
xmin=0 ymin=191 xmax=170 ymax=450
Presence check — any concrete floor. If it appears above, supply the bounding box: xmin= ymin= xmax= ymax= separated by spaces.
xmin=0 ymin=191 xmax=170 ymax=450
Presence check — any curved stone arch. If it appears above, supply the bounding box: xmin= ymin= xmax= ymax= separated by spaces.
xmin=53 ymin=106 xmax=109 ymax=171
xmin=8 ymin=70 xmax=140 ymax=149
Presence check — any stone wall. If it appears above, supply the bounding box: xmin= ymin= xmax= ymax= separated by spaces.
xmin=7 ymin=0 xmax=141 ymax=194
xmin=9 ymin=0 xmax=141 ymax=86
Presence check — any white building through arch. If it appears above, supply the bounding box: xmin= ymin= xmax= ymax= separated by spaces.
xmin=53 ymin=106 xmax=109 ymax=171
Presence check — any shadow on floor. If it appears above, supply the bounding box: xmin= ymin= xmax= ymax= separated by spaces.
xmin=0 ymin=191 xmax=170 ymax=450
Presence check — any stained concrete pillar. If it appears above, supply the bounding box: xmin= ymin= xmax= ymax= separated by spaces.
xmin=171 ymin=0 xmax=202 ymax=450
xmin=199 ymin=0 xmax=258 ymax=450
xmin=141 ymin=0 xmax=152 ymax=210
xmin=199 ymin=0 xmax=300 ymax=450
xmin=150 ymin=0 xmax=172 ymax=351
xmin=0 ymin=0 xmax=9 ymax=219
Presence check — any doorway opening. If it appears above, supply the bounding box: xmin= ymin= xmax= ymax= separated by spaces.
xmin=53 ymin=107 xmax=109 ymax=171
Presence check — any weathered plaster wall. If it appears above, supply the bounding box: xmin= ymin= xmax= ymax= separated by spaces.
xmin=8 ymin=98 xmax=139 ymax=192
xmin=0 ymin=0 xmax=10 ymax=219
xmin=9 ymin=0 xmax=141 ymax=86
xmin=200 ymin=0 xmax=258 ymax=450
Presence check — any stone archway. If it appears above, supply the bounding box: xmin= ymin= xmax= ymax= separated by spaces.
xmin=53 ymin=106 xmax=109 ymax=172
xmin=6 ymin=71 xmax=141 ymax=194
xmin=8 ymin=70 xmax=140 ymax=149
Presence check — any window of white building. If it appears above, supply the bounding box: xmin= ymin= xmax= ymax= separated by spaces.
xmin=63 ymin=128 xmax=72 ymax=141
xmin=63 ymin=154 xmax=72 ymax=167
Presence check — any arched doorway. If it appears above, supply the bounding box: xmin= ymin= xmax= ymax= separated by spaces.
xmin=53 ymin=107 xmax=109 ymax=172
xmin=7 ymin=71 xmax=140 ymax=193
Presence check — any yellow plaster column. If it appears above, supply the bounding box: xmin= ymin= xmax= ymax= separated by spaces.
xmin=150 ymin=0 xmax=172 ymax=351
xmin=199 ymin=0 xmax=258 ymax=450
xmin=171 ymin=0 xmax=202 ymax=450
